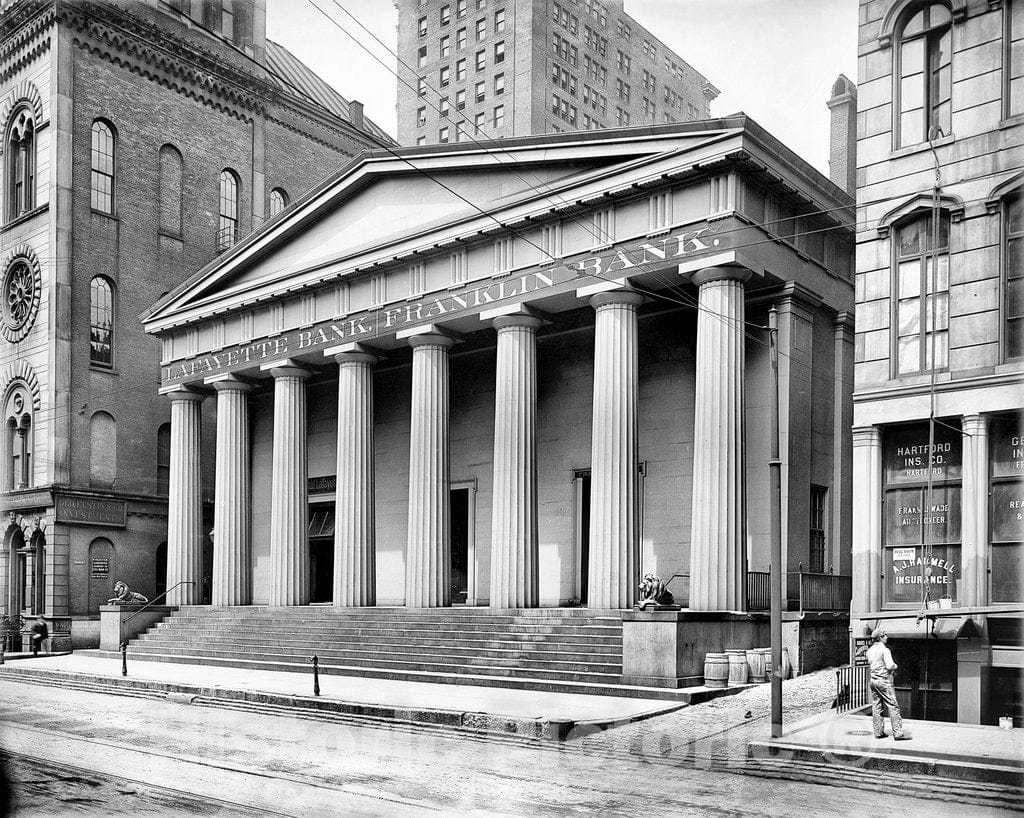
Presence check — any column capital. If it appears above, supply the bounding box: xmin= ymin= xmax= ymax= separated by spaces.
xmin=589 ymin=289 xmax=645 ymax=310
xmin=835 ymin=310 xmax=855 ymax=336
xmin=324 ymin=342 xmax=383 ymax=366
xmin=852 ymin=425 xmax=881 ymax=447
xmin=160 ymin=385 xmax=207 ymax=403
xmin=260 ymin=359 xmax=314 ymax=380
xmin=480 ymin=303 xmax=550 ymax=329
xmin=406 ymin=332 xmax=458 ymax=350
xmin=962 ymin=414 xmax=989 ymax=435
xmin=692 ymin=265 xmax=751 ymax=287
xmin=397 ymin=323 xmax=461 ymax=347
xmin=205 ymin=375 xmax=255 ymax=393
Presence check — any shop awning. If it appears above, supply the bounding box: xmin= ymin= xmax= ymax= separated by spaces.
xmin=859 ymin=615 xmax=982 ymax=640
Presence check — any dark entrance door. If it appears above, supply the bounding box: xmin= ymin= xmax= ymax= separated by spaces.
xmin=309 ymin=505 xmax=335 ymax=603
xmin=450 ymin=487 xmax=469 ymax=604
xmin=574 ymin=470 xmax=591 ymax=606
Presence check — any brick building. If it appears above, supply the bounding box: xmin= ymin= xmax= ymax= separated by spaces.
xmin=851 ymin=0 xmax=1023 ymax=725
xmin=396 ymin=0 xmax=719 ymax=146
xmin=0 ymin=0 xmax=391 ymax=650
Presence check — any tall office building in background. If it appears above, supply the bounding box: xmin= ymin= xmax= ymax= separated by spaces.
xmin=396 ymin=0 xmax=719 ymax=145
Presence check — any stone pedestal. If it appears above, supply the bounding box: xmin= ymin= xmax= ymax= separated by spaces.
xmin=210 ymin=377 xmax=252 ymax=606
xmin=99 ymin=605 xmax=176 ymax=652
xmin=165 ymin=388 xmax=205 ymax=605
xmin=588 ymin=291 xmax=643 ymax=610
xmin=489 ymin=314 xmax=542 ymax=609
xmin=264 ymin=363 xmax=312 ymax=606
xmin=406 ymin=333 xmax=455 ymax=608
xmin=331 ymin=348 xmax=379 ymax=606
xmin=621 ymin=610 xmax=769 ymax=688
xmin=689 ymin=267 xmax=749 ymax=612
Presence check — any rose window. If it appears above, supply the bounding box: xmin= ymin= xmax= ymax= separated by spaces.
xmin=1 ymin=257 xmax=41 ymax=343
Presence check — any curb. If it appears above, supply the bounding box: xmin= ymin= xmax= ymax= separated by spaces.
xmin=0 ymin=665 xmax=681 ymax=742
xmin=747 ymin=739 xmax=1024 ymax=788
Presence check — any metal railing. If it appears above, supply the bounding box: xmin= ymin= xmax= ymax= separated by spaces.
xmin=835 ymin=664 xmax=871 ymax=713
xmin=122 ymin=581 xmax=193 ymax=624
xmin=747 ymin=571 xmax=771 ymax=611
xmin=746 ymin=571 xmax=851 ymax=612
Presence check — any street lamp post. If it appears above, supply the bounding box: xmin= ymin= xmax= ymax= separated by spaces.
xmin=768 ymin=306 xmax=783 ymax=739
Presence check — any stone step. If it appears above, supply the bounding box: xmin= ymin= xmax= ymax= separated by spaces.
xmin=164 ymin=606 xmax=624 ymax=620
xmin=134 ymin=634 xmax=623 ymax=659
xmin=123 ymin=646 xmax=622 ymax=683
xmin=150 ymin=620 xmax=623 ymax=639
xmin=126 ymin=642 xmax=622 ymax=672
xmin=159 ymin=611 xmax=624 ymax=627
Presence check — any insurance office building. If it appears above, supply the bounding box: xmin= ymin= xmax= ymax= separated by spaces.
xmin=141 ymin=118 xmax=856 ymax=684
xmin=852 ymin=0 xmax=1023 ymax=725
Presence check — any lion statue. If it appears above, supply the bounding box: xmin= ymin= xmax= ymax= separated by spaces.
xmin=637 ymin=572 xmax=674 ymax=609
xmin=107 ymin=581 xmax=148 ymax=605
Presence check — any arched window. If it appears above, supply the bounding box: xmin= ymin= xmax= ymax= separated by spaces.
xmin=3 ymin=386 xmax=32 ymax=491
xmin=1005 ymin=192 xmax=1024 ymax=359
xmin=5 ymin=107 xmax=35 ymax=220
xmin=1007 ymin=0 xmax=1024 ymax=118
xmin=159 ymin=144 xmax=183 ymax=235
xmin=90 ymin=277 xmax=114 ymax=367
xmin=894 ymin=210 xmax=950 ymax=374
xmin=156 ymin=422 xmax=171 ymax=495
xmin=89 ymin=411 xmax=117 ymax=487
xmin=91 ymin=120 xmax=116 ymax=213
xmin=269 ymin=187 xmax=288 ymax=218
xmin=896 ymin=4 xmax=952 ymax=147
xmin=217 ymin=169 xmax=240 ymax=252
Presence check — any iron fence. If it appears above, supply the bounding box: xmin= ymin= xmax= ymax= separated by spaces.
xmin=746 ymin=571 xmax=851 ymax=612
xmin=835 ymin=664 xmax=871 ymax=713
xmin=747 ymin=571 xmax=771 ymax=611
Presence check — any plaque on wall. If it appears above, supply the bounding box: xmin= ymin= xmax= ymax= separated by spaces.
xmin=55 ymin=495 xmax=127 ymax=527
xmin=308 ymin=475 xmax=337 ymax=494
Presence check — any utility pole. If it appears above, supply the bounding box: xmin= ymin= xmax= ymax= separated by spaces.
xmin=768 ymin=306 xmax=783 ymax=738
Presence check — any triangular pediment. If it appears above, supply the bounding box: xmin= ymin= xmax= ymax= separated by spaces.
xmin=143 ymin=124 xmax=748 ymax=330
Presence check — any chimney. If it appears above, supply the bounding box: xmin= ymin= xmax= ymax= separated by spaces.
xmin=348 ymin=100 xmax=365 ymax=132
xmin=826 ymin=74 xmax=857 ymax=196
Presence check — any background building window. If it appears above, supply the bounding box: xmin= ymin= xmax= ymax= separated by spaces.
xmin=159 ymin=144 xmax=183 ymax=235
xmin=156 ymin=422 xmax=171 ymax=495
xmin=89 ymin=412 xmax=117 ymax=487
xmin=217 ymin=169 xmax=240 ymax=252
xmin=1005 ymin=192 xmax=1024 ymax=358
xmin=1008 ymin=0 xmax=1024 ymax=117
xmin=269 ymin=187 xmax=288 ymax=218
xmin=990 ymin=414 xmax=1024 ymax=603
xmin=90 ymin=276 xmax=114 ymax=367
xmin=896 ymin=4 xmax=951 ymax=146
xmin=4 ymin=387 xmax=32 ymax=491
xmin=895 ymin=211 xmax=949 ymax=374
xmin=91 ymin=120 xmax=116 ymax=213
xmin=5 ymin=107 xmax=34 ymax=220
xmin=809 ymin=486 xmax=828 ymax=573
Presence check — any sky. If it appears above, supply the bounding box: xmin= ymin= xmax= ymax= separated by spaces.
xmin=265 ymin=0 xmax=858 ymax=176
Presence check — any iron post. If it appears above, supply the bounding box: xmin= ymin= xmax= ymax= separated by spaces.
xmin=312 ymin=654 xmax=320 ymax=696
xmin=768 ymin=306 xmax=783 ymax=739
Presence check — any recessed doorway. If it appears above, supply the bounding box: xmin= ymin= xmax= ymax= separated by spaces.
xmin=309 ymin=505 xmax=334 ymax=604
xmin=449 ymin=481 xmax=477 ymax=605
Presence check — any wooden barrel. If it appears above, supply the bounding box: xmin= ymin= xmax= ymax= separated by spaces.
xmin=758 ymin=648 xmax=773 ymax=679
xmin=704 ymin=653 xmax=729 ymax=688
xmin=726 ymin=649 xmax=749 ymax=685
xmin=746 ymin=648 xmax=767 ymax=683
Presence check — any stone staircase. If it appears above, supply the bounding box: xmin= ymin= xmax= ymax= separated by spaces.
xmin=115 ymin=605 xmax=673 ymax=698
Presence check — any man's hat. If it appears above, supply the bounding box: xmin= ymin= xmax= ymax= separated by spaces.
xmin=872 ymin=627 xmax=887 ymax=641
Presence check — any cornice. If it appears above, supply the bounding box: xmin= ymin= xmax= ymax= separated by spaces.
xmin=0 ymin=2 xmax=54 ymax=86
xmin=60 ymin=1 xmax=274 ymax=120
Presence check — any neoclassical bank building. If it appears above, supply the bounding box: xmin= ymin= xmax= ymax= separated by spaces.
xmin=141 ymin=121 xmax=856 ymax=683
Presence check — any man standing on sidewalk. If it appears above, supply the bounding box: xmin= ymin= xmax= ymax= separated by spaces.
xmin=867 ymin=628 xmax=911 ymax=741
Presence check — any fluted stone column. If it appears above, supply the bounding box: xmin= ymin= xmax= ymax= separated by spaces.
xmin=588 ymin=290 xmax=644 ymax=609
xmin=851 ymin=426 xmax=882 ymax=614
xmin=489 ymin=314 xmax=542 ymax=609
xmin=166 ymin=388 xmax=204 ymax=605
xmin=406 ymin=333 xmax=455 ymax=608
xmin=689 ymin=267 xmax=750 ymax=612
xmin=961 ymin=415 xmax=989 ymax=608
xmin=265 ymin=363 xmax=311 ymax=606
xmin=210 ymin=377 xmax=252 ymax=606
xmin=331 ymin=348 xmax=379 ymax=607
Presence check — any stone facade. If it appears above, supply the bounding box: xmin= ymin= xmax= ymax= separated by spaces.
xmin=142 ymin=121 xmax=855 ymax=623
xmin=852 ymin=0 xmax=1023 ymax=726
xmin=0 ymin=0 xmax=390 ymax=648
xmin=395 ymin=0 xmax=720 ymax=145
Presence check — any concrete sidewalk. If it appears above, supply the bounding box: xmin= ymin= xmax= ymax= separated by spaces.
xmin=748 ymin=709 xmax=1024 ymax=787
xmin=0 ymin=652 xmax=684 ymax=740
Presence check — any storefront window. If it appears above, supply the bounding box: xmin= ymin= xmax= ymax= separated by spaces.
xmin=990 ymin=414 xmax=1024 ymax=604
xmin=882 ymin=421 xmax=962 ymax=606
